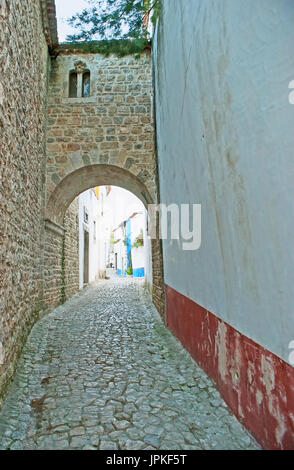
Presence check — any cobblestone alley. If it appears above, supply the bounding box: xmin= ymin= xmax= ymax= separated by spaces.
xmin=0 ymin=277 xmax=259 ymax=450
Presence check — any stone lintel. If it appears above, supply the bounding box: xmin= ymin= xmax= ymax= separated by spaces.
xmin=44 ymin=219 xmax=65 ymax=237
xmin=41 ymin=0 xmax=58 ymax=48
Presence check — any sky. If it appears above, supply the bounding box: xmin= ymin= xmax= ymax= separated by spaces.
xmin=55 ymin=0 xmax=90 ymax=42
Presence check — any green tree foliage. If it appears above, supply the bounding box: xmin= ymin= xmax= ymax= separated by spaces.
xmin=60 ymin=39 xmax=149 ymax=58
xmin=132 ymin=229 xmax=144 ymax=248
xmin=126 ymin=263 xmax=133 ymax=275
xmin=66 ymin=0 xmax=161 ymax=42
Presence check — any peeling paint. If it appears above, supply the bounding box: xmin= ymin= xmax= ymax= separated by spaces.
xmin=166 ymin=285 xmax=294 ymax=449
xmin=256 ymin=389 xmax=263 ymax=406
xmin=261 ymin=355 xmax=275 ymax=395
xmin=215 ymin=322 xmax=228 ymax=383
xmin=247 ymin=361 xmax=255 ymax=386
xmin=154 ymin=0 xmax=294 ymax=451
xmin=154 ymin=0 xmax=294 ymax=365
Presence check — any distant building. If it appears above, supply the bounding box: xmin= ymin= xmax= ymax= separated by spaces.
xmin=78 ymin=188 xmax=99 ymax=288
xmin=106 ymin=187 xmax=147 ymax=278
xmin=112 ymin=222 xmax=128 ymax=276
xmin=78 ymin=186 xmax=147 ymax=282
xmin=78 ymin=186 xmax=110 ymax=288
xmin=130 ymin=212 xmax=145 ymax=278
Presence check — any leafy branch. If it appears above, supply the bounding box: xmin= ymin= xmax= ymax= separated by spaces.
xmin=132 ymin=229 xmax=144 ymax=248
xmin=65 ymin=0 xmax=161 ymax=43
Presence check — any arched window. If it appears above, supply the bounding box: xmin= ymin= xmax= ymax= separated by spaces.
xmin=68 ymin=65 xmax=91 ymax=98
xmin=82 ymin=71 xmax=91 ymax=98
xmin=69 ymin=71 xmax=77 ymax=98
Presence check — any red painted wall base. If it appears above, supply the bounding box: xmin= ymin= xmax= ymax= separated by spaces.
xmin=165 ymin=284 xmax=294 ymax=450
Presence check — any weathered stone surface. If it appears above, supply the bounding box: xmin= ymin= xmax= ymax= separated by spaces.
xmin=42 ymin=198 xmax=79 ymax=309
xmin=0 ymin=0 xmax=49 ymax=407
xmin=45 ymin=49 xmax=165 ymax=317
xmin=0 ymin=0 xmax=165 ymax=408
xmin=63 ymin=199 xmax=79 ymax=300
xmin=46 ymin=50 xmax=157 ymax=209
xmin=0 ymin=276 xmax=259 ymax=450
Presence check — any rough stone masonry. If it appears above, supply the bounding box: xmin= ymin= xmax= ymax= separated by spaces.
xmin=44 ymin=45 xmax=164 ymax=317
xmin=0 ymin=0 xmax=164 ymax=406
xmin=0 ymin=0 xmax=49 ymax=406
xmin=46 ymin=46 xmax=157 ymax=205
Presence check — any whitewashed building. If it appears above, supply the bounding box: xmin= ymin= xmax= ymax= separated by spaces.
xmin=78 ymin=186 xmax=110 ymax=288
xmin=105 ymin=187 xmax=148 ymax=278
xmin=78 ymin=185 xmax=151 ymax=284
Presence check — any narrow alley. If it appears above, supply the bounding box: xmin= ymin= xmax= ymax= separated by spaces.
xmin=0 ymin=276 xmax=259 ymax=450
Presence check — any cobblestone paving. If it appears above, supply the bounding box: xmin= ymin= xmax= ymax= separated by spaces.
xmin=0 ymin=277 xmax=259 ymax=450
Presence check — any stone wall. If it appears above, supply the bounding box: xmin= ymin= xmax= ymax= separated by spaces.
xmin=45 ymin=48 xmax=165 ymax=317
xmin=46 ymin=49 xmax=157 ymax=206
xmin=0 ymin=0 xmax=49 ymax=405
xmin=151 ymin=239 xmax=165 ymax=318
xmin=0 ymin=2 xmax=164 ymax=406
xmin=43 ymin=228 xmax=63 ymax=307
xmin=63 ymin=199 xmax=79 ymax=301
xmin=43 ymin=200 xmax=79 ymax=309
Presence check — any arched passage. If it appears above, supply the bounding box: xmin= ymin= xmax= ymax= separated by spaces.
xmin=46 ymin=164 xmax=154 ymax=226
xmin=44 ymin=164 xmax=165 ymax=318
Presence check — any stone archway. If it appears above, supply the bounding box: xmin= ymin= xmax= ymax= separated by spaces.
xmin=46 ymin=164 xmax=154 ymax=226
xmin=43 ymin=48 xmax=164 ymax=317
xmin=44 ymin=164 xmax=165 ymax=318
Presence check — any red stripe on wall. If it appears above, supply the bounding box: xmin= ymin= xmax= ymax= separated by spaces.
xmin=165 ymin=284 xmax=294 ymax=450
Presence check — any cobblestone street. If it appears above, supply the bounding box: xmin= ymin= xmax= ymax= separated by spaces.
xmin=0 ymin=277 xmax=259 ymax=450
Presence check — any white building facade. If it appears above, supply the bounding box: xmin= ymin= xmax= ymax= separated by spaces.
xmin=78 ymin=185 xmax=152 ymax=287
xmin=104 ymin=187 xmax=149 ymax=279
xmin=78 ymin=187 xmax=109 ymax=289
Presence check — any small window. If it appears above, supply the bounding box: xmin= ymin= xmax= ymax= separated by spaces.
xmin=93 ymin=220 xmax=96 ymax=241
xmin=82 ymin=71 xmax=90 ymax=97
xmin=101 ymin=193 xmax=104 ymax=217
xmin=69 ymin=71 xmax=77 ymax=98
xmin=83 ymin=207 xmax=89 ymax=224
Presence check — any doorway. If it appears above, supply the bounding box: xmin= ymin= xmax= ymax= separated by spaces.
xmin=83 ymin=229 xmax=89 ymax=285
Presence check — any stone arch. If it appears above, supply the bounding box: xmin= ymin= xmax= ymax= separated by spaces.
xmin=45 ymin=50 xmax=164 ymax=316
xmin=46 ymin=164 xmax=154 ymax=226
xmin=45 ymin=164 xmax=165 ymax=318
